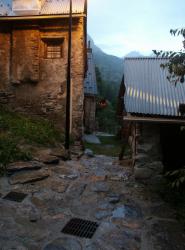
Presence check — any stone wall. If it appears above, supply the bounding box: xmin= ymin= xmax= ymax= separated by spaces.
xmin=84 ymin=96 xmax=96 ymax=133
xmin=133 ymin=123 xmax=164 ymax=182
xmin=0 ymin=17 xmax=86 ymax=138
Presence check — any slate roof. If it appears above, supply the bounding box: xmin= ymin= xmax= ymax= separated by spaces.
xmin=124 ymin=57 xmax=185 ymax=117
xmin=0 ymin=0 xmax=85 ymax=16
xmin=84 ymin=49 xmax=98 ymax=96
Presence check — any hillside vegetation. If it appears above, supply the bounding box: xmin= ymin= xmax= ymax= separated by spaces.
xmin=88 ymin=35 xmax=123 ymax=84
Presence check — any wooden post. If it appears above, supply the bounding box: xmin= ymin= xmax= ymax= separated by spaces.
xmin=65 ymin=0 xmax=72 ymax=150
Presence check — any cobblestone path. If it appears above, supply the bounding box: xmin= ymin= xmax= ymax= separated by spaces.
xmin=0 ymin=154 xmax=184 ymax=249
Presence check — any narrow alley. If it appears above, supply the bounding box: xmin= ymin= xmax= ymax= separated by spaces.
xmin=0 ymin=149 xmax=184 ymax=249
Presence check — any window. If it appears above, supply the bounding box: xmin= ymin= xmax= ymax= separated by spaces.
xmin=47 ymin=44 xmax=61 ymax=58
xmin=43 ymin=38 xmax=64 ymax=59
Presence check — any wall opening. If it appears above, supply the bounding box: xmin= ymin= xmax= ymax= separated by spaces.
xmin=160 ymin=124 xmax=185 ymax=172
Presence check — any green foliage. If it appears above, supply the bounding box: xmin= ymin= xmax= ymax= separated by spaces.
xmin=88 ymin=35 xmax=123 ymax=84
xmin=0 ymin=108 xmax=64 ymax=174
xmin=166 ymin=167 xmax=185 ymax=189
xmin=0 ymin=135 xmax=32 ymax=175
xmin=95 ymin=67 xmax=120 ymax=133
xmin=97 ymin=103 xmax=119 ymax=134
xmin=0 ymin=108 xmax=63 ymax=145
xmin=96 ymin=67 xmax=119 ymax=108
xmin=84 ymin=135 xmax=124 ymax=157
xmin=153 ymin=28 xmax=185 ymax=84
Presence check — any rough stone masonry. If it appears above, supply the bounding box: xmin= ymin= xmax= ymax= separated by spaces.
xmin=0 ymin=17 xmax=86 ymax=139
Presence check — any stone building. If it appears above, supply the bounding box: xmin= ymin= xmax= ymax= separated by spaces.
xmin=118 ymin=57 xmax=185 ymax=180
xmin=84 ymin=41 xmax=97 ymax=133
xmin=0 ymin=0 xmax=87 ymax=139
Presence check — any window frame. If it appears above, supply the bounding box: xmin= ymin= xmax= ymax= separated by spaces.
xmin=42 ymin=37 xmax=64 ymax=59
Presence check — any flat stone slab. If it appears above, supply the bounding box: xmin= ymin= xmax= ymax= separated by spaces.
xmin=84 ymin=149 xmax=94 ymax=157
xmin=83 ymin=134 xmax=101 ymax=144
xmin=7 ymin=161 xmax=44 ymax=173
xmin=9 ymin=169 xmax=50 ymax=185
xmin=44 ymin=238 xmax=82 ymax=250
xmin=107 ymin=194 xmax=121 ymax=204
xmin=36 ymin=155 xmax=60 ymax=165
xmin=95 ymin=210 xmax=112 ymax=220
xmin=142 ymin=218 xmax=185 ymax=250
xmin=112 ymin=205 xmax=142 ymax=220
xmin=90 ymin=182 xmax=110 ymax=193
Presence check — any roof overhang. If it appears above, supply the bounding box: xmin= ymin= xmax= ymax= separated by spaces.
xmin=123 ymin=115 xmax=185 ymax=125
xmin=0 ymin=13 xmax=86 ymax=21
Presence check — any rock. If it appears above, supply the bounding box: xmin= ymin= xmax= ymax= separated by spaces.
xmin=59 ymin=174 xmax=78 ymax=180
xmin=98 ymin=201 xmax=114 ymax=210
xmin=7 ymin=161 xmax=44 ymax=173
xmin=91 ymin=182 xmax=110 ymax=193
xmin=51 ymin=148 xmax=70 ymax=161
xmin=29 ymin=209 xmax=41 ymax=223
xmin=66 ymin=182 xmax=87 ymax=198
xmin=112 ymin=205 xmax=142 ymax=220
xmin=9 ymin=169 xmax=50 ymax=185
xmin=36 ymin=155 xmax=60 ymax=165
xmin=83 ymin=134 xmax=101 ymax=144
xmin=84 ymin=149 xmax=94 ymax=157
xmin=107 ymin=194 xmax=121 ymax=204
xmin=44 ymin=238 xmax=82 ymax=250
xmin=53 ymin=165 xmax=74 ymax=175
xmin=95 ymin=210 xmax=112 ymax=220
xmin=0 ymin=242 xmax=27 ymax=250
xmin=109 ymin=173 xmax=129 ymax=182
xmin=137 ymin=143 xmax=153 ymax=154
xmin=121 ymin=220 xmax=142 ymax=229
xmin=134 ymin=167 xmax=153 ymax=180
xmin=90 ymin=175 xmax=107 ymax=182
xmin=141 ymin=218 xmax=185 ymax=250
xmin=34 ymin=177 xmax=69 ymax=194
xmin=134 ymin=154 xmax=151 ymax=166
xmin=148 ymin=161 xmax=164 ymax=174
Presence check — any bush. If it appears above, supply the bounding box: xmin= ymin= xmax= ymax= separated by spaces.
xmin=166 ymin=167 xmax=185 ymax=189
xmin=0 ymin=108 xmax=64 ymax=175
xmin=0 ymin=135 xmax=32 ymax=175
xmin=0 ymin=108 xmax=63 ymax=145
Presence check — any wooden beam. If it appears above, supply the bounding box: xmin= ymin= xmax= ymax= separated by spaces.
xmin=123 ymin=115 xmax=185 ymax=125
xmin=0 ymin=14 xmax=86 ymax=21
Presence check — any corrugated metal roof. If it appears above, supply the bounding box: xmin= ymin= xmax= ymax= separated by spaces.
xmin=41 ymin=0 xmax=85 ymax=15
xmin=84 ymin=49 xmax=98 ymax=96
xmin=0 ymin=0 xmax=85 ymax=16
xmin=124 ymin=57 xmax=185 ymax=117
xmin=0 ymin=0 xmax=12 ymax=16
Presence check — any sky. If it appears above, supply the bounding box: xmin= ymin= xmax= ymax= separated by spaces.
xmin=87 ymin=0 xmax=185 ymax=57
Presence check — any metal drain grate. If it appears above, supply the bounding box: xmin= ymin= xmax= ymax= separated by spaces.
xmin=62 ymin=218 xmax=99 ymax=239
xmin=3 ymin=192 xmax=27 ymax=202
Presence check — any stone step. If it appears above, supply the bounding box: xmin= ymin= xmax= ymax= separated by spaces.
xmin=9 ymin=169 xmax=50 ymax=185
xmin=7 ymin=161 xmax=45 ymax=174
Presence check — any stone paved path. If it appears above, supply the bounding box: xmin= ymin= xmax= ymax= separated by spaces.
xmin=0 ymin=154 xmax=185 ymax=250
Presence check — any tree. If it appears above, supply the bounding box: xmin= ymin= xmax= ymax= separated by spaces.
xmin=153 ymin=28 xmax=185 ymax=84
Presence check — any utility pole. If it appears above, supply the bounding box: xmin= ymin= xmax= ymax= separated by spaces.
xmin=65 ymin=0 xmax=72 ymax=150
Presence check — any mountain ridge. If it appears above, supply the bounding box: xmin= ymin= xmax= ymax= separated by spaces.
xmin=88 ymin=35 xmax=124 ymax=84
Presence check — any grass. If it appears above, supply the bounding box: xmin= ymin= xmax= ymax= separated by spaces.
xmin=84 ymin=135 xmax=130 ymax=157
xmin=0 ymin=107 xmax=64 ymax=173
xmin=0 ymin=108 xmax=64 ymax=145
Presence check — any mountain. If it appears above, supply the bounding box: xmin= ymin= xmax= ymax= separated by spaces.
xmin=124 ymin=51 xmax=143 ymax=58
xmin=88 ymin=35 xmax=124 ymax=84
